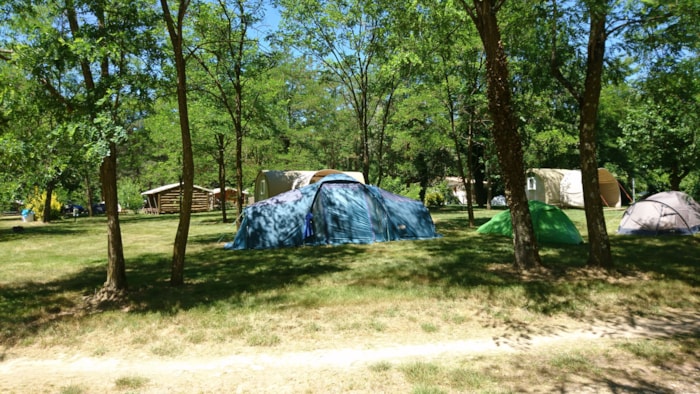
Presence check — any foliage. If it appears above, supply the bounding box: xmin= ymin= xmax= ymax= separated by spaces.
xmin=619 ymin=57 xmax=700 ymax=192
xmin=117 ymin=178 xmax=145 ymax=212
xmin=379 ymin=176 xmax=421 ymax=201
xmin=25 ymin=187 xmax=62 ymax=221
xmin=424 ymin=191 xmax=444 ymax=207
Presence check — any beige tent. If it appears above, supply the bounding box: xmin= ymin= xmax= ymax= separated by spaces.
xmin=526 ymin=169 xmax=570 ymax=206
xmin=526 ymin=168 xmax=621 ymax=208
xmin=559 ymin=168 xmax=621 ymax=208
xmin=254 ymin=169 xmax=365 ymax=202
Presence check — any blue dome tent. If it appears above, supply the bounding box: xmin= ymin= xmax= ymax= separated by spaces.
xmin=225 ymin=174 xmax=440 ymax=250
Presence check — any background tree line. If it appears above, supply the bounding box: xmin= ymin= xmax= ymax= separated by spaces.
xmin=0 ymin=0 xmax=698 ymax=288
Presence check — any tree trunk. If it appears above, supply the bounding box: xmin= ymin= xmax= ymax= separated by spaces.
xmin=466 ymin=0 xmax=541 ymax=271
xmin=217 ymin=133 xmax=228 ymax=223
xmin=579 ymin=9 xmax=613 ymax=269
xmin=233 ymin=1 xmax=246 ymax=227
xmin=85 ymin=171 xmax=94 ymax=217
xmin=235 ymin=124 xmax=244 ymax=226
xmin=43 ymin=181 xmax=54 ymax=223
xmin=101 ymin=143 xmax=127 ymax=290
xmin=465 ymin=118 xmax=476 ymax=226
xmin=161 ymin=0 xmax=193 ymax=286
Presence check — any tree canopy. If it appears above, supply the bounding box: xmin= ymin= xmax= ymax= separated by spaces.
xmin=1 ymin=0 xmax=698 ymax=278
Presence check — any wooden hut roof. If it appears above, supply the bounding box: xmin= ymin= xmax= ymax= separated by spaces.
xmin=141 ymin=183 xmax=212 ymax=196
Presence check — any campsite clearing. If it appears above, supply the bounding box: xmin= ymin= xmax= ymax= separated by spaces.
xmin=0 ymin=208 xmax=698 ymax=393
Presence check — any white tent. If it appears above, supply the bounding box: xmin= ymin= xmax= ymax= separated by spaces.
xmin=526 ymin=168 xmax=621 ymax=208
xmin=526 ymin=168 xmax=570 ymax=206
xmin=254 ymin=169 xmax=365 ymax=202
xmin=559 ymin=168 xmax=621 ymax=208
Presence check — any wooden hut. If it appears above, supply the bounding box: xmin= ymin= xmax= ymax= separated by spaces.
xmin=141 ymin=183 xmax=212 ymax=214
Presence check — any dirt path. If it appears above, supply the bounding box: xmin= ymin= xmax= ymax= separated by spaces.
xmin=2 ymin=311 xmax=699 ymax=393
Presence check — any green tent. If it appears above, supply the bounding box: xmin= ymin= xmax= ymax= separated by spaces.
xmin=477 ymin=200 xmax=583 ymax=244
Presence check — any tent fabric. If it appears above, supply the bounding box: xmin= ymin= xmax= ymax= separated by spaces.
xmin=227 ymin=174 xmax=440 ymax=250
xmin=491 ymin=195 xmax=507 ymax=207
xmin=254 ymin=169 xmax=365 ymax=202
xmin=527 ymin=168 xmax=621 ymax=208
xmin=559 ymin=168 xmax=621 ymax=208
xmin=477 ymin=200 xmax=583 ymax=244
xmin=526 ymin=169 xmax=570 ymax=206
xmin=617 ymin=191 xmax=700 ymax=236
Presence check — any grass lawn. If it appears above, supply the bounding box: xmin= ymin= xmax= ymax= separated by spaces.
xmin=0 ymin=207 xmax=698 ymax=393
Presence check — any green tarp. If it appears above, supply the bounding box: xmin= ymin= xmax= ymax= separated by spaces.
xmin=477 ymin=200 xmax=583 ymax=244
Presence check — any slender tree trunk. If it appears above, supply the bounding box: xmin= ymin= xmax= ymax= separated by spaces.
xmin=465 ymin=0 xmax=541 ymax=270
xmin=101 ymin=143 xmax=127 ymax=290
xmin=234 ymin=0 xmax=246 ymax=227
xmin=161 ymin=0 xmax=193 ymax=286
xmin=235 ymin=123 xmax=244 ymax=226
xmin=217 ymin=134 xmax=227 ymax=223
xmin=43 ymin=181 xmax=54 ymax=223
xmin=234 ymin=64 xmax=244 ymax=228
xmin=85 ymin=171 xmax=94 ymax=217
xmin=442 ymin=56 xmax=475 ymax=226
xmin=465 ymin=119 xmax=476 ymax=226
xmin=579 ymin=9 xmax=613 ymax=269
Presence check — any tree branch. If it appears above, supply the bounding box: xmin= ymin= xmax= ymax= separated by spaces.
xmin=39 ymin=77 xmax=74 ymax=113
xmin=550 ymin=0 xmax=582 ymax=103
xmin=0 ymin=48 xmax=12 ymax=61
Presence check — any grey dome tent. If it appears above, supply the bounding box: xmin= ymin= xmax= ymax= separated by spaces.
xmin=226 ymin=173 xmax=440 ymax=250
xmin=617 ymin=191 xmax=700 ymax=235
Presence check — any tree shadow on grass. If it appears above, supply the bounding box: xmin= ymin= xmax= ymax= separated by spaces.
xmin=0 ymin=222 xmax=91 ymax=243
xmin=122 ymin=245 xmax=361 ymax=312
xmin=1 ymin=211 xmax=698 ymax=352
xmin=0 ymin=242 xmax=361 ymax=347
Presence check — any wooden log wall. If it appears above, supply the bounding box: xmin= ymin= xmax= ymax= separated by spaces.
xmin=156 ymin=188 xmax=211 ymax=214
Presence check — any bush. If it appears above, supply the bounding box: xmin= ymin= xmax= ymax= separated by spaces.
xmin=380 ymin=177 xmax=422 ymax=201
xmin=25 ymin=187 xmax=62 ymax=221
xmin=425 ymin=191 xmax=444 ymax=207
xmin=118 ymin=178 xmax=145 ymax=212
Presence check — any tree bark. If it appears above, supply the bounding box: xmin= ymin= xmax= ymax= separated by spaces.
xmin=161 ymin=0 xmax=194 ymax=286
xmin=465 ymin=0 xmax=541 ymax=270
xmin=579 ymin=9 xmax=613 ymax=269
xmin=217 ymin=133 xmax=228 ymax=223
xmin=101 ymin=143 xmax=127 ymax=290
xmin=43 ymin=181 xmax=55 ymax=223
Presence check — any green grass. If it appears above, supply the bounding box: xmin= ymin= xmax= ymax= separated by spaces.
xmin=0 ymin=207 xmax=698 ymax=360
xmin=114 ymin=375 xmax=149 ymax=390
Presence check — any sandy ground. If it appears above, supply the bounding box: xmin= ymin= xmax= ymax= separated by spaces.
xmin=1 ymin=310 xmax=699 ymax=394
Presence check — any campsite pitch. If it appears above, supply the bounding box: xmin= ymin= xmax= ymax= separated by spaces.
xmin=0 ymin=209 xmax=698 ymax=393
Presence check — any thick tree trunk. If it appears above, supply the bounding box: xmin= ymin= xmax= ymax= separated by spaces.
xmin=467 ymin=0 xmax=541 ymax=270
xmin=101 ymin=143 xmax=127 ymax=290
xmin=580 ymin=11 xmax=613 ymax=270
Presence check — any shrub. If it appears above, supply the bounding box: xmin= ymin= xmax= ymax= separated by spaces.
xmin=425 ymin=191 xmax=444 ymax=207
xmin=118 ymin=178 xmax=145 ymax=212
xmin=25 ymin=187 xmax=62 ymax=221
